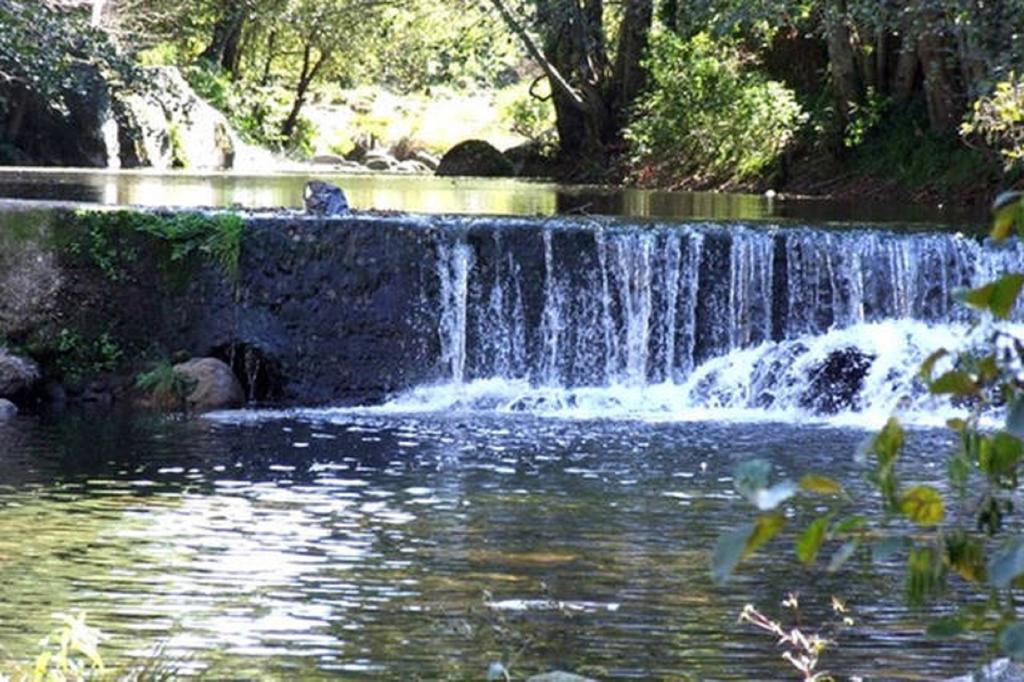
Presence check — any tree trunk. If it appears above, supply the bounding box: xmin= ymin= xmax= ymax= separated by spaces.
xmin=610 ymin=0 xmax=653 ymax=130
xmin=280 ymin=43 xmax=326 ymax=143
xmin=260 ymin=31 xmax=277 ymax=86
xmin=891 ymin=35 xmax=919 ymax=103
xmin=3 ymin=88 xmax=30 ymax=143
xmin=200 ymin=1 xmax=246 ymax=76
xmin=824 ymin=0 xmax=862 ymax=122
xmin=916 ymin=13 xmax=960 ymax=134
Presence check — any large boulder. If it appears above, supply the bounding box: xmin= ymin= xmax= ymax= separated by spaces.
xmin=114 ymin=67 xmax=272 ymax=171
xmin=436 ymin=139 xmax=515 ymax=178
xmin=172 ymin=357 xmax=245 ymax=412
xmin=0 ymin=398 xmax=17 ymax=419
xmin=0 ymin=350 xmax=40 ymax=398
xmin=504 ymin=141 xmax=551 ymax=177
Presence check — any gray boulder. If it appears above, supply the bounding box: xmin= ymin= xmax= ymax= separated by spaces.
xmin=394 ymin=159 xmax=432 ymax=174
xmin=304 ymin=180 xmax=349 ymax=215
xmin=527 ymin=673 xmax=597 ymax=682
xmin=363 ymin=151 xmax=399 ymax=171
xmin=0 ymin=398 xmax=17 ymax=419
xmin=0 ymin=349 xmax=40 ymax=397
xmin=172 ymin=358 xmax=245 ymax=412
xmin=411 ymin=150 xmax=440 ymax=170
xmin=436 ymin=139 xmax=514 ymax=177
xmin=948 ymin=658 xmax=1024 ymax=681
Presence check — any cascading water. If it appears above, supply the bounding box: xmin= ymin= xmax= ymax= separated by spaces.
xmin=388 ymin=221 xmax=1024 ymax=426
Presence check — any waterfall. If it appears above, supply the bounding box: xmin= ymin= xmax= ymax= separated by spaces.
xmin=416 ymin=221 xmax=1024 ymax=424
xmin=436 ymin=241 xmax=473 ymax=384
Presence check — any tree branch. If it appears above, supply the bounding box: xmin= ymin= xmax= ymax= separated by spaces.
xmin=484 ymin=0 xmax=586 ymax=112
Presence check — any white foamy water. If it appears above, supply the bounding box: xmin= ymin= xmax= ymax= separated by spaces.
xmin=210 ymin=222 xmax=1024 ymax=430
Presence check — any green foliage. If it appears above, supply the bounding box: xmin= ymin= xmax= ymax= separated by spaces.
xmin=963 ymin=74 xmax=1024 ymax=171
xmin=715 ymin=191 xmax=1024 ymax=661
xmin=625 ymin=31 xmax=805 ymax=186
xmin=497 ymin=82 xmax=556 ymax=144
xmin=0 ymin=1 xmax=135 ymax=127
xmin=847 ymin=109 xmax=998 ymax=194
xmin=136 ymin=361 xmax=196 ymax=411
xmin=183 ymin=62 xmax=315 ymax=153
xmin=54 ymin=329 xmax=123 ymax=384
xmin=72 ymin=209 xmax=246 ymax=279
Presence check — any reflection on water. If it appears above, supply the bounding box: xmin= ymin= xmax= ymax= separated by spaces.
xmin=0 ymin=411 xmax=984 ymax=678
xmin=0 ymin=168 xmax=982 ymax=225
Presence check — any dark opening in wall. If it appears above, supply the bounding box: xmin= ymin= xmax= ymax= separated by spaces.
xmin=211 ymin=342 xmax=283 ymax=402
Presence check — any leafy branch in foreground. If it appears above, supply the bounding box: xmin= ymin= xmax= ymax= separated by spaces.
xmin=714 ymin=190 xmax=1024 ymax=663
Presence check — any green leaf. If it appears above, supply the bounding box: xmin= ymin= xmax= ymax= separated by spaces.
xmin=796 ymin=514 xmax=831 ymax=565
xmin=991 ymin=274 xmax=1024 ymax=319
xmin=927 ymin=617 xmax=965 ymax=639
xmin=919 ymin=349 xmax=949 ymax=380
xmin=798 ymin=474 xmax=845 ymax=495
xmin=987 ymin=432 xmax=1024 ymax=484
xmin=947 ymin=418 xmax=968 ymax=432
xmin=907 ymin=545 xmax=946 ymax=606
xmin=872 ymin=418 xmax=904 ymax=465
xmin=827 ymin=540 xmax=859 ymax=573
xmin=747 ymin=513 xmax=787 ymax=555
xmin=900 ymin=486 xmax=945 ymax=526
xmin=712 ymin=523 xmax=753 ymax=585
xmin=733 ymin=459 xmax=771 ymax=503
xmin=989 ymin=536 xmax=1024 ymax=588
xmin=992 ymin=191 xmax=1023 ymax=241
xmin=832 ymin=515 xmax=867 ymax=535
xmin=1000 ymin=622 xmax=1024 ymax=661
xmin=959 ymin=274 xmax=1024 ymax=320
xmin=947 ymin=452 xmax=971 ymax=494
xmin=929 ymin=370 xmax=978 ymax=397
xmin=946 ymin=531 xmax=987 ymax=583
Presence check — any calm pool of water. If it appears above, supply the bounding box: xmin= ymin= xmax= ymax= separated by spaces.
xmin=0 ymin=410 xmax=983 ymax=679
xmin=0 ymin=168 xmax=983 ymax=226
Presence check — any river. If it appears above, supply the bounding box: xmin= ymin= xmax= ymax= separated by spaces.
xmin=0 ymin=170 xmax=1005 ymax=679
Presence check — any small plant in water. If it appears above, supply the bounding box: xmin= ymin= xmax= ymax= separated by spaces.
xmin=135 ymin=361 xmax=196 ymax=411
xmin=739 ymin=594 xmax=856 ymax=682
xmin=31 ymin=612 xmax=105 ymax=681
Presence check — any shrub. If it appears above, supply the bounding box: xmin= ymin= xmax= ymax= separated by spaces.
xmin=963 ymin=73 xmax=1024 ymax=172
xmin=625 ymin=31 xmax=805 ymax=186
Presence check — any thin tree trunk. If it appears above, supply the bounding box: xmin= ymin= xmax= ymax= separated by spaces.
xmin=891 ymin=34 xmax=919 ymax=103
xmin=610 ymin=0 xmax=653 ymax=129
xmin=3 ymin=88 xmax=29 ymax=143
xmin=281 ymin=43 xmax=327 ymax=143
xmin=824 ymin=0 xmax=862 ymax=122
xmin=916 ymin=13 xmax=960 ymax=134
xmin=200 ymin=1 xmax=246 ymax=76
xmin=260 ymin=31 xmax=277 ymax=86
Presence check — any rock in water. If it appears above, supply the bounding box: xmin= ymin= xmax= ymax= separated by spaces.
xmin=0 ymin=350 xmax=40 ymax=397
xmin=947 ymin=658 xmax=1024 ymax=681
xmin=172 ymin=358 xmax=245 ymax=412
xmin=527 ymin=673 xmax=597 ymax=682
xmin=304 ymin=180 xmax=349 ymax=215
xmin=436 ymin=139 xmax=515 ymax=177
xmin=0 ymin=398 xmax=17 ymax=419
